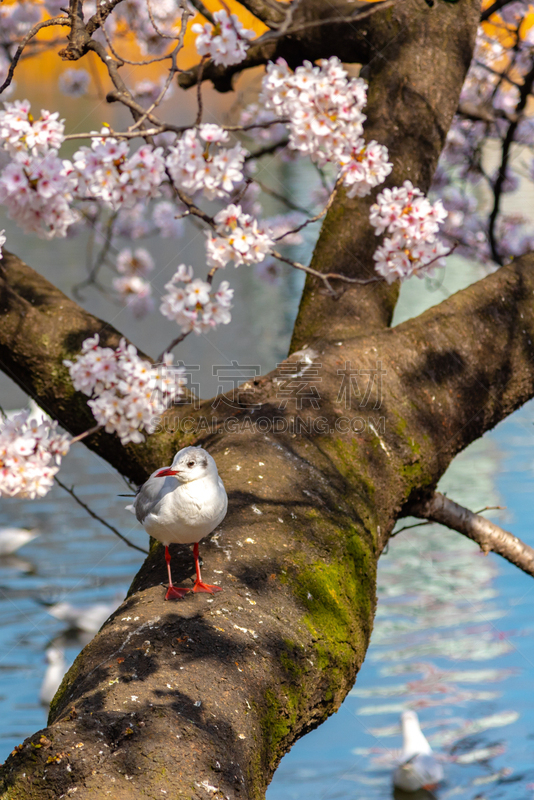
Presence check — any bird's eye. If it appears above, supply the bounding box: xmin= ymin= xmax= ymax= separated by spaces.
xmin=187 ymin=461 xmax=195 ymax=468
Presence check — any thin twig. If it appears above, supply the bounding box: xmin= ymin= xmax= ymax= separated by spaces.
xmin=488 ymin=59 xmax=534 ymax=264
xmin=274 ymin=178 xmax=341 ymax=241
xmin=0 ymin=16 xmax=70 ymax=95
xmin=54 ymin=476 xmax=148 ymax=555
xmin=157 ymin=332 xmax=191 ymax=363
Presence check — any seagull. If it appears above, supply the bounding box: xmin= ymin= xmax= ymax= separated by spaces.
xmin=393 ymin=710 xmax=444 ymax=793
xmin=40 ymin=646 xmax=67 ymax=706
xmin=129 ymin=446 xmax=227 ymax=600
xmin=0 ymin=527 xmax=40 ymax=555
xmin=43 ymin=592 xmax=124 ymax=634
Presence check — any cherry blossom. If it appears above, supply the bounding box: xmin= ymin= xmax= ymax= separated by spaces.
xmin=116 ymin=247 xmax=155 ymax=277
xmin=111 ymin=0 xmax=182 ymax=54
xmin=0 ymin=150 xmax=79 ymax=239
xmin=206 ymin=204 xmax=274 ymax=268
xmin=113 ymin=275 xmax=154 ymax=318
xmin=152 ymin=200 xmax=185 ymax=238
xmin=370 ymin=181 xmax=448 ymax=282
xmin=113 ymin=248 xmax=155 ymax=318
xmin=166 ymin=126 xmax=247 ymax=200
xmin=160 ymin=265 xmax=233 ymax=334
xmin=260 ymin=56 xmax=392 ymax=196
xmin=0 ymin=99 xmax=65 ymax=156
xmin=64 ymin=335 xmax=184 ymax=445
xmin=0 ymin=409 xmax=71 ymax=499
xmin=192 ymin=9 xmax=255 ymax=67
xmin=59 ymin=69 xmax=91 ymax=98
xmin=73 ymin=135 xmax=165 ymax=210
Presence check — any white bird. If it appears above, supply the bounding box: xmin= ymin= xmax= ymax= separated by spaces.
xmin=129 ymin=446 xmax=227 ymax=600
xmin=0 ymin=527 xmax=40 ymax=555
xmin=40 ymin=646 xmax=67 ymax=706
xmin=45 ymin=592 xmax=124 ymax=634
xmin=393 ymin=710 xmax=444 ymax=793
xmin=5 ymin=398 xmax=49 ymax=424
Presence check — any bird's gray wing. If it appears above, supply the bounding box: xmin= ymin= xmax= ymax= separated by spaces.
xmin=133 ymin=475 xmax=166 ymax=524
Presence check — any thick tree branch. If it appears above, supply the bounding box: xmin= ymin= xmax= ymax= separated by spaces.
xmin=410 ymin=491 xmax=534 ymax=578
xmin=290 ymin=0 xmax=480 ymax=351
xmin=235 ymin=0 xmax=288 ymax=28
xmin=177 ymin=0 xmax=394 ymax=91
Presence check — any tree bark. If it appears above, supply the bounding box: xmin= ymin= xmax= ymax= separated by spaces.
xmin=2 ymin=1 xmax=526 ymax=799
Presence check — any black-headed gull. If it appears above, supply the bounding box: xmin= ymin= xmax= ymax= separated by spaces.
xmin=0 ymin=527 xmax=40 ymax=555
xmin=393 ymin=710 xmax=444 ymax=792
xmin=129 ymin=446 xmax=227 ymax=600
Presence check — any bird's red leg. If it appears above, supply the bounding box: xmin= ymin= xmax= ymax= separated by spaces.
xmin=164 ymin=545 xmax=190 ymax=600
xmin=192 ymin=542 xmax=222 ymax=594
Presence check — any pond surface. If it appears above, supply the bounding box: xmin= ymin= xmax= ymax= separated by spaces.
xmin=1 ymin=73 xmax=533 ymax=798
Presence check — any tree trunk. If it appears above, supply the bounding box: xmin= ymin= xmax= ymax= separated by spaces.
xmin=4 ymin=1 xmax=530 ymax=798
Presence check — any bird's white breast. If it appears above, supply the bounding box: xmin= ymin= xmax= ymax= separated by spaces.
xmin=143 ymin=475 xmax=227 ymax=545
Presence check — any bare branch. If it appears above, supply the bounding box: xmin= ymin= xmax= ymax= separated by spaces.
xmin=410 ymin=492 xmax=534 ymax=578
xmin=54 ymin=476 xmax=149 ymax=555
xmin=188 ymin=0 xmax=216 ymax=26
xmin=0 ymin=16 xmax=70 ymax=95
xmin=488 ymin=58 xmax=534 ymax=265
xmin=234 ymin=0 xmax=287 ymax=27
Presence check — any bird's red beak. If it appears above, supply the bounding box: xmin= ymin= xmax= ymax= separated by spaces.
xmin=156 ymin=468 xmax=179 ymax=477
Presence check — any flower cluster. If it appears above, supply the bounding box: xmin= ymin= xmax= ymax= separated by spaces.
xmin=160 ymin=265 xmax=233 ymax=334
xmin=166 ymin=125 xmax=246 ymax=200
xmin=0 ymin=410 xmax=70 ymax=499
xmin=59 ymin=69 xmax=91 ymax=98
xmin=113 ymin=248 xmax=155 ymax=319
xmin=73 ymin=135 xmax=165 ymax=210
xmin=0 ymin=150 xmax=79 ymax=239
xmin=206 ymin=204 xmax=274 ymax=268
xmin=192 ymin=9 xmax=255 ymax=66
xmin=370 ymin=181 xmax=448 ymax=283
xmin=113 ymin=0 xmax=183 ymax=55
xmin=260 ymin=57 xmax=392 ymax=197
xmin=0 ymin=99 xmax=65 ymax=156
xmin=0 ymin=2 xmax=42 ymax=46
xmin=64 ymin=335 xmax=184 ymax=445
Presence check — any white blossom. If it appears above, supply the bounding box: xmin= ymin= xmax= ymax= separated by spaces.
xmin=152 ymin=200 xmax=185 ymax=238
xmin=0 ymin=150 xmax=79 ymax=239
xmin=59 ymin=69 xmax=91 ymax=98
xmin=0 ymin=99 xmax=65 ymax=156
xmin=73 ymin=134 xmax=166 ymax=210
xmin=369 ymin=180 xmax=448 ymax=282
xmin=64 ymin=335 xmax=184 ymax=445
xmin=116 ymin=247 xmax=155 ymax=277
xmin=260 ymin=57 xmax=392 ymax=196
xmin=166 ymin=127 xmax=246 ymax=200
xmin=113 ymin=275 xmax=154 ymax=318
xmin=160 ymin=266 xmax=233 ymax=334
xmin=206 ymin=204 xmax=274 ymax=268
xmin=192 ymin=9 xmax=255 ymax=67
xmin=0 ymin=410 xmax=70 ymax=499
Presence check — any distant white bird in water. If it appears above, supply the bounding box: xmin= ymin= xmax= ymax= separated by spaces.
xmin=393 ymin=710 xmax=444 ymax=793
xmin=40 ymin=647 xmax=67 ymax=706
xmin=0 ymin=528 xmax=40 ymax=555
xmin=44 ymin=592 xmax=124 ymax=634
